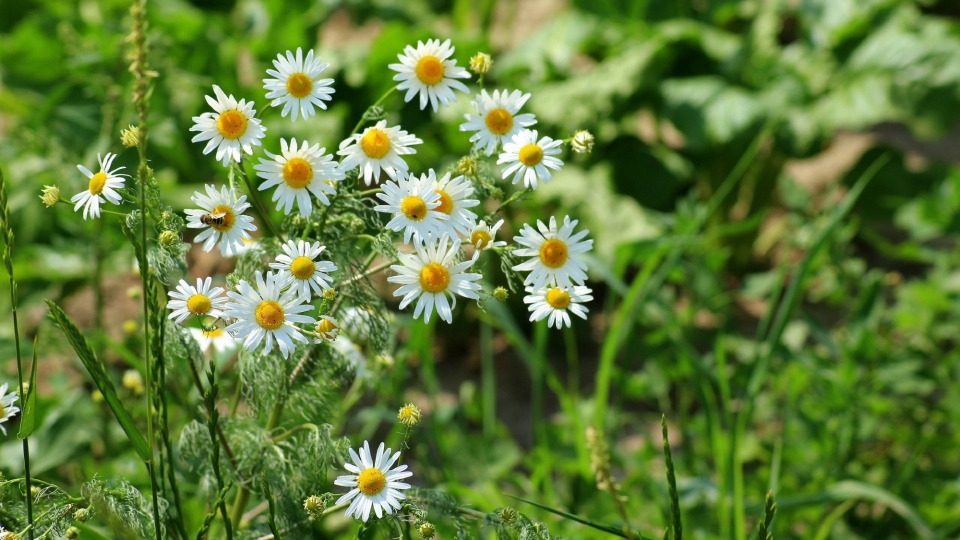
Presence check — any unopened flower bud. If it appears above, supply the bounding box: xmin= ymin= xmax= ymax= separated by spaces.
xmin=489 ymin=187 xmax=504 ymax=200
xmin=121 ymin=125 xmax=141 ymax=148
xmin=30 ymin=486 xmax=41 ymax=497
xmin=397 ymin=403 xmax=422 ymax=427
xmin=498 ymin=507 xmax=518 ymax=525
xmin=493 ymin=287 xmax=509 ymax=302
xmin=571 ymin=130 xmax=595 ymax=154
xmin=40 ymin=185 xmax=60 ymax=208
xmin=74 ymin=508 xmax=91 ymax=522
xmin=65 ymin=527 xmax=80 ymax=539
xmin=457 ymin=157 xmax=478 ymax=177
xmin=322 ymin=288 xmax=338 ymax=301
xmin=469 ymin=53 xmax=493 ymax=75
xmin=419 ymin=522 xmax=436 ymax=540
xmin=158 ymin=230 xmax=179 ymax=248
xmin=303 ymin=494 xmax=326 ymax=520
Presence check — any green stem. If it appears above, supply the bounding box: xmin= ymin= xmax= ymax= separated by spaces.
xmin=480 ymin=321 xmax=495 ymax=437
xmin=348 ymin=86 xmax=398 ymax=136
xmin=236 ymin=158 xmax=286 ymax=243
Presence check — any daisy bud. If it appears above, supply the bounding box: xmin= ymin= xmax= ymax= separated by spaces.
xmin=498 ymin=507 xmax=518 ymax=525
xmin=65 ymin=527 xmax=80 ymax=539
xmin=571 ymin=130 xmax=595 ymax=154
xmin=121 ymin=125 xmax=142 ymax=148
xmin=322 ymin=288 xmax=338 ymax=301
xmin=303 ymin=494 xmax=327 ymax=520
xmin=419 ymin=522 xmax=436 ymax=540
xmin=469 ymin=52 xmax=493 ymax=75
xmin=398 ymin=403 xmax=422 ymax=427
xmin=74 ymin=508 xmax=91 ymax=522
xmin=158 ymin=230 xmax=179 ymax=248
xmin=122 ymin=370 xmax=145 ymax=395
xmin=40 ymin=185 xmax=60 ymax=207
xmin=457 ymin=156 xmax=478 ymax=177
xmin=493 ymin=287 xmax=509 ymax=302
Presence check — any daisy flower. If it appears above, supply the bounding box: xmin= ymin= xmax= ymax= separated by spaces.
xmin=185 ymin=184 xmax=258 ymax=257
xmin=254 ymin=138 xmax=343 ymax=217
xmin=498 ymin=129 xmax=564 ymax=190
xmin=389 ymin=39 xmax=470 ymax=112
xmin=460 ymin=89 xmax=537 ymax=156
xmin=337 ymin=121 xmax=422 ymax=186
xmin=387 ymin=235 xmax=482 ymax=324
xmin=470 ymin=219 xmax=507 ymax=251
xmin=268 ymin=240 xmax=337 ymax=300
xmin=190 ymin=85 xmax=266 ymax=167
xmin=374 ymin=173 xmax=448 ymax=245
xmin=524 ymin=285 xmax=593 ymax=329
xmin=71 ymin=153 xmax=127 ymax=220
xmin=189 ymin=327 xmax=240 ymax=355
xmin=512 ymin=216 xmax=593 ymax=289
xmin=167 ymin=277 xmax=228 ymax=324
xmin=335 ymin=441 xmax=412 ymax=522
xmin=224 ymin=271 xmax=316 ymax=359
xmin=429 ymin=170 xmax=478 ymax=237
xmin=315 ymin=315 xmax=340 ymax=342
xmin=263 ymin=48 xmax=335 ymax=121
xmin=0 ymin=383 xmax=20 ymax=435
xmin=331 ymin=335 xmax=367 ymax=376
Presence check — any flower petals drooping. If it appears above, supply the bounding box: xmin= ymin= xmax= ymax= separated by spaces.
xmin=71 ymin=153 xmax=128 ymax=220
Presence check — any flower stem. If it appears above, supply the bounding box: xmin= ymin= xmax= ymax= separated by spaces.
xmin=236 ymin=157 xmax=286 ymax=243
xmin=347 ymin=85 xmax=398 ymax=136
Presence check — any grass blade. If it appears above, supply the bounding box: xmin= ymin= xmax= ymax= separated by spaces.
xmin=757 ymin=491 xmax=775 ymax=540
xmin=507 ymin=495 xmax=659 ymax=540
xmin=661 ymin=416 xmax=682 ymax=540
xmin=17 ymin=335 xmax=39 ymax=439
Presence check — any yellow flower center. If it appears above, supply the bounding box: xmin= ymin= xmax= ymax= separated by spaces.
xmin=485 ymin=108 xmax=514 ymax=135
xmin=290 ymin=256 xmax=316 ymax=280
xmin=357 ymin=467 xmax=387 ymax=496
xmin=419 ymin=262 xmax=450 ymax=294
xmin=88 ymin=172 xmax=108 ymax=195
xmin=415 ymin=55 xmax=445 ymax=85
xmin=518 ymin=144 xmax=543 ymax=166
xmin=209 ymin=205 xmax=236 ymax=232
xmin=317 ymin=318 xmax=338 ymax=334
xmin=546 ymin=288 xmax=571 ymax=309
xmin=216 ymin=109 xmax=248 ymax=140
xmin=434 ymin=190 xmax=453 ymax=214
xmin=360 ymin=129 xmax=391 ymax=159
xmin=401 ymin=196 xmax=428 ymax=221
xmin=206 ymin=328 xmax=225 ymax=337
xmin=471 ymin=229 xmax=493 ymax=250
xmin=255 ymin=300 xmax=285 ymax=330
xmin=187 ymin=294 xmax=212 ymax=315
xmin=282 ymin=157 xmax=313 ymax=189
xmin=286 ymin=72 xmax=313 ymax=99
xmin=539 ymin=238 xmax=568 ymax=269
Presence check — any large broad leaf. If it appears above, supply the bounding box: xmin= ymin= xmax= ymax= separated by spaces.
xmin=16 ymin=335 xmax=38 ymax=439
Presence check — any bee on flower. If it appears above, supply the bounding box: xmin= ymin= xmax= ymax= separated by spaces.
xmin=387 ymin=235 xmax=482 ymax=324
xmin=224 ymin=271 xmax=316 ymax=359
xmin=263 ymin=48 xmax=335 ymax=122
xmin=71 ymin=153 xmax=128 ymax=220
xmin=254 ymin=138 xmax=343 ymax=217
xmin=389 ymin=39 xmax=470 ymax=112
xmin=498 ymin=129 xmax=564 ymax=190
xmin=460 ymin=89 xmax=537 ymax=156
xmin=166 ymin=277 xmax=229 ymax=323
xmin=338 ymin=121 xmax=423 ymax=185
xmin=524 ymin=285 xmax=593 ymax=329
xmin=190 ymin=85 xmax=266 ymax=167
xmin=185 ymin=184 xmax=258 ymax=257
xmin=513 ymin=216 xmax=593 ymax=289
xmin=335 ymin=441 xmax=412 ymax=521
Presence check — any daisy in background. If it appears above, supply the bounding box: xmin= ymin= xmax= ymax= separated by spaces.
xmin=254 ymin=138 xmax=343 ymax=217
xmin=0 ymin=383 xmax=20 ymax=435
xmin=498 ymin=129 xmax=564 ymax=190
xmin=374 ymin=173 xmax=448 ymax=245
xmin=335 ymin=441 xmax=412 ymax=522
xmin=189 ymin=327 xmax=240 ymax=355
xmin=460 ymin=89 xmax=537 ymax=156
xmin=470 ymin=219 xmax=507 ymax=251
xmin=388 ymin=235 xmax=482 ymax=324
xmin=524 ymin=285 xmax=593 ymax=329
xmin=185 ymin=184 xmax=258 ymax=257
xmin=71 ymin=153 xmax=127 ymax=220
xmin=190 ymin=85 xmax=266 ymax=167
xmin=263 ymin=48 xmax=335 ymax=122
xmin=513 ymin=215 xmax=593 ymax=289
xmin=338 ymin=121 xmax=422 ymax=185
xmin=389 ymin=38 xmax=470 ymax=112
xmin=224 ymin=271 xmax=316 ymax=359
xmin=167 ymin=277 xmax=228 ymax=324
xmin=315 ymin=315 xmax=340 ymax=342
xmin=268 ymin=240 xmax=337 ymax=300
xmin=429 ymin=170 xmax=479 ymax=237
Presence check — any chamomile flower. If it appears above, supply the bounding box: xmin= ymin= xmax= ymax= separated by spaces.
xmin=389 ymin=39 xmax=470 ymax=112
xmin=331 ymin=335 xmax=367 ymax=376
xmin=429 ymin=170 xmax=479 ymax=237
xmin=374 ymin=173 xmax=448 ymax=245
xmin=387 ymin=235 xmax=482 ymax=324
xmin=190 ymin=85 xmax=266 ymax=167
xmin=71 ymin=153 xmax=128 ymax=220
xmin=224 ymin=271 xmax=316 ymax=359
xmin=470 ymin=219 xmax=507 ymax=251
xmin=185 ymin=184 xmax=258 ymax=257
xmin=268 ymin=240 xmax=337 ymax=300
xmin=166 ymin=277 xmax=228 ymax=324
xmin=524 ymin=285 xmax=593 ymax=329
xmin=315 ymin=315 xmax=340 ymax=342
xmin=263 ymin=48 xmax=335 ymax=121
xmin=512 ymin=216 xmax=593 ymax=289
xmin=335 ymin=441 xmax=412 ymax=522
xmin=189 ymin=327 xmax=240 ymax=355
xmin=498 ymin=129 xmax=563 ymax=189
xmin=0 ymin=383 xmax=20 ymax=436
xmin=337 ymin=121 xmax=423 ymax=185
xmin=254 ymin=138 xmax=343 ymax=217
xmin=460 ymin=89 xmax=537 ymax=156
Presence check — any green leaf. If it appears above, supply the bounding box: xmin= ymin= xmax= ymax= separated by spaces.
xmin=45 ymin=300 xmax=152 ymax=462
xmin=507 ymin=495 xmax=659 ymax=540
xmin=16 ymin=335 xmax=38 ymax=438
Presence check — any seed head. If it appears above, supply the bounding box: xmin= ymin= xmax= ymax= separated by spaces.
xmin=121 ymin=125 xmax=142 ymax=148
xmin=419 ymin=522 xmax=436 ymax=540
xmin=398 ymin=403 xmax=422 ymax=427
xmin=74 ymin=508 xmax=91 ymax=522
xmin=457 ymin=156 xmax=478 ymax=177
xmin=571 ymin=130 xmax=595 ymax=154
xmin=158 ymin=230 xmax=179 ymax=248
xmin=122 ymin=370 xmax=145 ymax=395
xmin=303 ymin=494 xmax=326 ymax=520
xmin=469 ymin=53 xmax=493 ymax=75
xmin=40 ymin=185 xmax=60 ymax=208
xmin=493 ymin=287 xmax=509 ymax=302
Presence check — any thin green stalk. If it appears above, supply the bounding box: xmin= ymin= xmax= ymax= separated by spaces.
xmin=348 ymin=85 xmax=398 ymax=136
xmin=562 ymin=325 xmax=590 ymax=476
xmin=480 ymin=321 xmax=495 ymax=437
xmin=532 ymin=320 xmax=547 ymax=446
xmin=236 ymin=158 xmax=286 ymax=243
xmin=662 ymin=416 xmax=682 ymax=540
xmin=205 ymin=362 xmax=234 ymax=540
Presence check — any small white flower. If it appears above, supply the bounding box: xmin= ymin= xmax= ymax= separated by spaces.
xmin=268 ymin=240 xmax=337 ymax=300
xmin=224 ymin=271 xmax=316 ymax=359
xmin=374 ymin=172 xmax=449 ymax=245
xmin=190 ymin=85 xmax=266 ymax=167
xmin=469 ymin=219 xmax=507 ymax=251
xmin=254 ymin=138 xmax=343 ymax=217
xmin=460 ymin=89 xmax=537 ymax=156
xmin=337 ymin=121 xmax=423 ymax=186
xmin=388 ymin=235 xmax=482 ymax=324
xmin=0 ymin=383 xmax=20 ymax=435
xmin=189 ymin=327 xmax=241 ymax=355
xmin=335 ymin=441 xmax=412 ymax=522
xmin=429 ymin=170 xmax=478 ymax=238
xmin=498 ymin=129 xmax=563 ymax=190
xmin=185 ymin=184 xmax=258 ymax=257
xmin=331 ymin=334 xmax=367 ymax=376
xmin=71 ymin=153 xmax=128 ymax=220
xmin=512 ymin=216 xmax=593 ymax=289
xmin=389 ymin=39 xmax=470 ymax=112
xmin=167 ymin=277 xmax=229 ymax=323
xmin=263 ymin=48 xmax=335 ymax=122
xmin=571 ymin=130 xmax=595 ymax=154
xmin=524 ymin=285 xmax=593 ymax=329
xmin=314 ymin=315 xmax=340 ymax=342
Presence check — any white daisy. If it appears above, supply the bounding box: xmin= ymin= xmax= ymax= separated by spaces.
xmin=0 ymin=383 xmax=20 ymax=435
xmin=189 ymin=327 xmax=241 ymax=355
xmin=524 ymin=285 xmax=593 ymax=329
xmin=512 ymin=216 xmax=593 ymax=289
xmin=268 ymin=240 xmax=337 ymax=300
xmin=335 ymin=441 xmax=412 ymax=522
xmin=460 ymin=89 xmax=537 ymax=156
xmin=315 ymin=315 xmax=340 ymax=342
xmin=374 ymin=173 xmax=449 ymax=245
xmin=337 ymin=121 xmax=423 ymax=186
xmin=263 ymin=48 xmax=335 ymax=122
xmin=166 ymin=277 xmax=229 ymax=324
xmin=429 ymin=170 xmax=478 ymax=237
xmin=185 ymin=184 xmax=258 ymax=257
xmin=254 ymin=138 xmax=343 ymax=217
xmin=498 ymin=129 xmax=564 ymax=190
xmin=470 ymin=219 xmax=507 ymax=251
xmin=190 ymin=85 xmax=266 ymax=167
xmin=331 ymin=334 xmax=367 ymax=376
xmin=388 ymin=39 xmax=470 ymax=112
xmin=387 ymin=235 xmax=482 ymax=324
xmin=71 ymin=153 xmax=128 ymax=220
xmin=224 ymin=271 xmax=316 ymax=359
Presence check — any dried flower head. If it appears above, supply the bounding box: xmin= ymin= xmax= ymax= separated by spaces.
xmin=571 ymin=130 xmax=595 ymax=154
xmin=398 ymin=403 xmax=422 ymax=427
xmin=469 ymin=53 xmax=493 ymax=75
xmin=40 ymin=185 xmax=60 ymax=207
xmin=493 ymin=286 xmax=509 ymax=302
xmin=121 ymin=125 xmax=142 ymax=148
